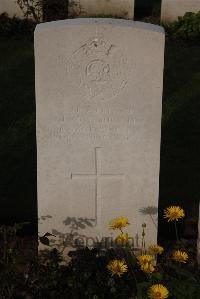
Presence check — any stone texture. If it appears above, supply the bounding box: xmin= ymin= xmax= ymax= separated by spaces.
xmin=0 ymin=0 xmax=24 ymax=18
xmin=35 ymin=19 xmax=165 ymax=251
xmin=69 ymin=0 xmax=134 ymax=20
xmin=161 ymin=0 xmax=200 ymax=22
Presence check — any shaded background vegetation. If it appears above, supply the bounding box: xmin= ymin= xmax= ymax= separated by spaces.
xmin=135 ymin=0 xmax=161 ymax=19
xmin=0 ymin=37 xmax=36 ymax=234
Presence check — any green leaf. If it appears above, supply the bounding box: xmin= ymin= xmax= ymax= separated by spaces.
xmin=151 ymin=272 xmax=163 ymax=282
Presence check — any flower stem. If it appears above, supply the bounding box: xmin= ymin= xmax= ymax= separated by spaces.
xmin=150 ymin=214 xmax=158 ymax=230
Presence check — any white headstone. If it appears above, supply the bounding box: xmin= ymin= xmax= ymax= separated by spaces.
xmin=0 ymin=0 xmax=24 ymax=18
xmin=35 ymin=19 xmax=164 ymax=251
xmin=69 ymin=0 xmax=135 ymax=20
xmin=161 ymin=0 xmax=200 ymax=22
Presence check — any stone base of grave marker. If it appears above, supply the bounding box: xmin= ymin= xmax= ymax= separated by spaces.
xmin=68 ymin=0 xmax=135 ymax=20
xmin=0 ymin=0 xmax=24 ymax=18
xmin=161 ymin=0 xmax=200 ymax=22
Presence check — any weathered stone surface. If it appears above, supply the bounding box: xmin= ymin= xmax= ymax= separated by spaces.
xmin=0 ymin=0 xmax=24 ymax=18
xmin=69 ymin=0 xmax=135 ymax=20
xmin=35 ymin=19 xmax=164 ymax=251
xmin=161 ymin=0 xmax=200 ymax=22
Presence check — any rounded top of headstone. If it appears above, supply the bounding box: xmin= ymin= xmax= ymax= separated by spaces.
xmin=35 ymin=18 xmax=164 ymax=35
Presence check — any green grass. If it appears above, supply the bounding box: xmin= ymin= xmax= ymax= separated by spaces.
xmin=0 ymin=37 xmax=199 ymax=239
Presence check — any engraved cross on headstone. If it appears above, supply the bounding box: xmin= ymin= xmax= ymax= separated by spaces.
xmin=71 ymin=147 xmax=124 ymax=225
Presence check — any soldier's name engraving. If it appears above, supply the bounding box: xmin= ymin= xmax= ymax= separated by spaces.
xmin=39 ymin=105 xmax=135 ymax=143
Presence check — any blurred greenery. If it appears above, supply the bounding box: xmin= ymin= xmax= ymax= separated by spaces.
xmin=135 ymin=0 xmax=161 ymax=18
xmin=163 ymin=11 xmax=200 ymax=41
xmin=0 ymin=37 xmax=36 ymax=232
xmin=159 ymin=40 xmax=200 ymax=240
xmin=0 ymin=36 xmax=199 ymax=238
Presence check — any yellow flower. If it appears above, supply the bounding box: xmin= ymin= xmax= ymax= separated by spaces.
xmin=148 ymin=284 xmax=169 ymax=299
xmin=149 ymin=244 xmax=164 ymax=255
xmin=115 ymin=233 xmax=129 ymax=245
xmin=164 ymin=206 xmax=185 ymax=222
xmin=140 ymin=263 xmax=155 ymax=274
xmin=107 ymin=259 xmax=128 ymax=277
xmin=138 ymin=254 xmax=155 ymax=274
xmin=109 ymin=217 xmax=129 ymax=230
xmin=172 ymin=250 xmax=188 ymax=263
xmin=137 ymin=254 xmax=154 ymax=266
